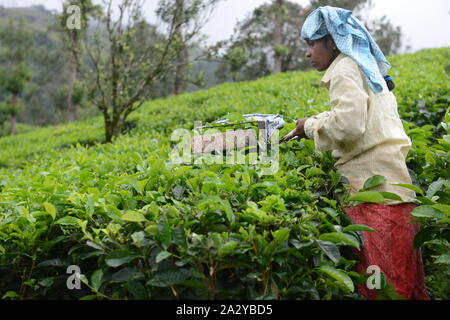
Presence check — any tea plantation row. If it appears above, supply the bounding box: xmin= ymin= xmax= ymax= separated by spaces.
xmin=0 ymin=48 xmax=448 ymax=300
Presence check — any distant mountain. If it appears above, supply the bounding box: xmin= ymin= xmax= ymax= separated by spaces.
xmin=0 ymin=4 xmax=56 ymax=32
xmin=0 ymin=5 xmax=67 ymax=129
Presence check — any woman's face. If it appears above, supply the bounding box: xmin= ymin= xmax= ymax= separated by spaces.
xmin=305 ymin=37 xmax=338 ymax=72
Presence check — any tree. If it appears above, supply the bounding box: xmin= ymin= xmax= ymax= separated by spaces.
xmin=157 ymin=0 xmax=222 ymax=95
xmin=273 ymin=0 xmax=285 ymax=74
xmin=86 ymin=0 xmax=163 ymax=142
xmin=308 ymin=0 xmax=366 ymax=11
xmin=0 ymin=101 xmax=8 ymax=136
xmin=216 ymin=0 xmax=404 ymax=83
xmin=0 ymin=19 xmax=32 ymax=135
xmin=174 ymin=0 xmax=188 ymax=95
xmin=0 ymin=5 xmax=81 ymax=127
xmin=57 ymin=0 xmax=102 ymax=122
xmin=84 ymin=0 xmax=225 ymax=142
xmin=304 ymin=0 xmax=404 ymax=55
xmin=216 ymin=1 xmax=307 ymax=82
xmin=367 ymin=15 xmax=404 ymax=55
xmin=357 ymin=0 xmax=405 ymax=55
xmin=215 ymin=44 xmax=251 ymax=82
xmin=24 ymin=28 xmax=72 ymax=126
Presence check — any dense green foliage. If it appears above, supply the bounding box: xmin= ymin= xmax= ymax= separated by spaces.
xmin=0 ymin=48 xmax=448 ymax=300
xmin=0 ymin=5 xmax=71 ymax=127
xmin=216 ymin=0 xmax=404 ymax=83
xmin=0 ymin=5 xmax=221 ymax=130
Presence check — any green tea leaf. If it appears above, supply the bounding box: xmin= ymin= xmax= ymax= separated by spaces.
xmin=363 ymin=175 xmax=387 ymax=190
xmin=272 ymin=228 xmax=290 ymax=244
xmin=434 ymin=252 xmax=450 ymax=265
xmin=56 ymin=216 xmax=80 ymax=226
xmin=226 ymin=112 xmax=246 ymax=123
xmin=157 ymin=217 xmax=172 ymax=250
xmin=2 ymin=291 xmax=19 ymax=299
xmin=129 ymin=152 xmax=143 ymax=166
xmin=111 ymin=268 xmax=144 ymax=283
xmin=172 ymin=226 xmax=187 ymax=249
xmin=343 ymin=224 xmax=376 ymax=233
xmin=86 ymin=241 xmax=104 ymax=251
xmin=433 ymin=204 xmax=450 ymax=216
xmin=43 ymin=202 xmax=56 ymax=220
xmin=174 ymin=166 xmax=192 ymax=178
xmin=106 ymin=250 xmax=141 ymax=268
xmin=102 ymin=204 xmax=123 ymax=221
xmin=316 ymin=240 xmax=340 ymax=265
xmin=80 ymin=274 xmax=89 ymax=287
xmin=411 ymin=206 xmax=446 ymax=219
xmin=426 ymin=180 xmax=450 ymax=198
xmin=127 ymin=177 xmax=142 ymax=195
xmin=305 ymin=167 xmax=325 ymax=178
xmin=36 ymin=258 xmax=70 ymax=268
xmin=416 ymin=197 xmax=435 ymax=205
xmin=121 ymin=211 xmax=147 ymax=223
xmin=38 ymin=277 xmax=55 ymax=288
xmin=90 ymin=269 xmax=104 ymax=291
xmin=319 ymin=232 xmax=360 ymax=249
xmin=390 ymin=183 xmax=424 ymax=196
xmin=221 ymin=199 xmax=234 ymax=223
xmin=318 ymin=265 xmax=354 ymax=292
xmin=348 ymin=191 xmax=385 ymax=203
xmin=379 ymin=192 xmax=403 ymax=201
xmin=219 ymin=240 xmax=238 ymax=257
xmin=86 ymin=194 xmax=95 ymax=217
xmin=126 ymin=280 xmax=148 ymax=300
xmin=424 ymin=152 xmax=436 ymax=166
xmin=156 ymin=251 xmax=172 ymax=263
xmin=146 ymin=269 xmax=190 ymax=287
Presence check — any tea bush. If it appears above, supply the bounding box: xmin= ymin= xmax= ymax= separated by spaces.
xmin=0 ymin=48 xmax=448 ymax=300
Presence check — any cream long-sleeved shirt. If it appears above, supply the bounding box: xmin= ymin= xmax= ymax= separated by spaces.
xmin=304 ymin=53 xmax=415 ymax=203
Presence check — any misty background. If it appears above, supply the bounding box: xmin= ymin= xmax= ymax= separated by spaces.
xmin=4 ymin=0 xmax=450 ymax=51
xmin=0 ymin=0 xmax=449 ymax=137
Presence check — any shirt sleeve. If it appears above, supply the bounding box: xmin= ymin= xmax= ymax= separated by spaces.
xmin=305 ymin=73 xmax=369 ymax=152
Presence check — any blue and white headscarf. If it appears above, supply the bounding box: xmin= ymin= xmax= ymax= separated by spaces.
xmin=301 ymin=6 xmax=390 ymax=93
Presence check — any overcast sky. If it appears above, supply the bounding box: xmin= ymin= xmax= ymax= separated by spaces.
xmin=1 ymin=0 xmax=450 ymax=52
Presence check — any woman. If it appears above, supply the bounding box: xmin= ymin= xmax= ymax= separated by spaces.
xmin=281 ymin=6 xmax=429 ymax=300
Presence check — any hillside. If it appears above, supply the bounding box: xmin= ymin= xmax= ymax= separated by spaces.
xmin=0 ymin=48 xmax=448 ymax=300
xmin=0 ymin=5 xmax=224 ymax=130
xmin=0 ymin=48 xmax=448 ymax=168
xmin=0 ymin=5 xmax=56 ymax=32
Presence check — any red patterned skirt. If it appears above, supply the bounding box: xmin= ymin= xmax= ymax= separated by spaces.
xmin=345 ymin=202 xmax=430 ymax=300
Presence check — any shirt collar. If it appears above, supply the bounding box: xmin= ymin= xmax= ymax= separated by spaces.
xmin=320 ymin=53 xmax=346 ymax=88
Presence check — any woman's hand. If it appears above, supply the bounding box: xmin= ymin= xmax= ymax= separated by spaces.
xmin=280 ymin=118 xmax=308 ymax=143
